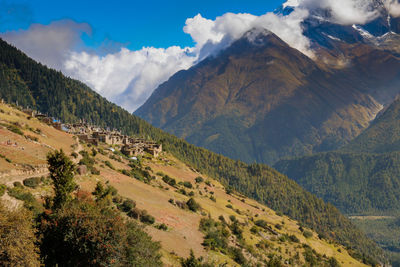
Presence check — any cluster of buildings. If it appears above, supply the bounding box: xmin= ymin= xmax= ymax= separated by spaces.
xmin=21 ymin=108 xmax=162 ymax=158
xmin=64 ymin=122 xmax=163 ymax=158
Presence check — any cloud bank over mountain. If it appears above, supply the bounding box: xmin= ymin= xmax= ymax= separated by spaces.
xmin=2 ymin=0 xmax=400 ymax=111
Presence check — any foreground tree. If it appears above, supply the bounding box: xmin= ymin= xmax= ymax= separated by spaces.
xmin=38 ymin=192 xmax=162 ymax=266
xmin=0 ymin=203 xmax=40 ymax=267
xmin=47 ymin=149 xmax=76 ymax=209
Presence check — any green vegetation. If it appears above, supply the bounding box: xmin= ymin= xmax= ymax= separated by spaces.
xmin=0 ymin=203 xmax=40 ymax=266
xmin=275 ymin=151 xmax=400 ymax=214
xmin=47 ymin=150 xmax=76 ymax=209
xmin=23 ymin=177 xmax=42 ymax=188
xmin=0 ymin=184 xmax=5 ymax=197
xmin=0 ymin=38 xmax=382 ymax=263
xmin=186 ymin=198 xmax=201 ymax=212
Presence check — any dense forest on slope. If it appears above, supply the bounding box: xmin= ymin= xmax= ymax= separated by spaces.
xmin=275 ymin=151 xmax=400 ymax=214
xmin=0 ymin=38 xmax=384 ymax=264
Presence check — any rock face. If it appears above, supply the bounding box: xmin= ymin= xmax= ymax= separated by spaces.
xmin=136 ymin=24 xmax=400 ymax=164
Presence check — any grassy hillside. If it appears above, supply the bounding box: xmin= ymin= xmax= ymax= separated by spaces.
xmin=0 ymin=102 xmax=368 ymax=266
xmin=0 ymin=38 xmax=384 ymax=264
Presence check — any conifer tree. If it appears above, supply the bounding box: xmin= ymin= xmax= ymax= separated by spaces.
xmin=47 ymin=149 xmax=76 ymax=209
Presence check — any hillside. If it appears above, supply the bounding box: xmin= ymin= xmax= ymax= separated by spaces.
xmin=0 ymin=38 xmax=385 ymax=264
xmin=343 ymin=98 xmax=400 ymax=154
xmin=136 ymin=28 xmax=400 ymax=165
xmin=274 ymin=99 xmax=400 ymax=265
xmin=0 ymin=102 xmax=368 ymax=266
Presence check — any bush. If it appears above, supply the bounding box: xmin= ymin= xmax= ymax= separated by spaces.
xmin=122 ymin=199 xmax=136 ymax=212
xmin=255 ymin=219 xmax=269 ymax=229
xmin=140 ymin=211 xmax=155 ymax=225
xmin=162 ymin=175 xmax=176 ymax=187
xmin=186 ymin=198 xmax=201 ymax=212
xmin=23 ymin=177 xmax=41 ymax=188
xmin=156 ymin=223 xmax=168 ymax=231
xmin=183 ymin=181 xmax=193 ymax=188
xmin=104 ymin=160 xmax=115 ymax=170
xmin=303 ymin=230 xmax=313 ymax=238
xmin=289 ymin=234 xmax=300 ymax=243
xmin=195 ymin=176 xmax=204 ymax=183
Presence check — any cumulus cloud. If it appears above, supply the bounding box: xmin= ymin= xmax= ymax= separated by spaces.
xmin=64 ymin=47 xmax=195 ymax=111
xmin=0 ymin=20 xmax=91 ymax=70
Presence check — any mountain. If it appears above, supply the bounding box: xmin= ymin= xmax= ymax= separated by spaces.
xmin=0 ymin=38 xmax=385 ymax=264
xmin=136 ymin=17 xmax=400 ymax=165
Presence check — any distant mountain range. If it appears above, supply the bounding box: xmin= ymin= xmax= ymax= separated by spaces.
xmin=136 ymin=2 xmax=400 ymax=165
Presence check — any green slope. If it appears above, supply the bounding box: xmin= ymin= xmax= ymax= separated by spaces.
xmin=275 ymin=151 xmax=400 ymax=214
xmin=0 ymin=38 xmax=384 ymax=264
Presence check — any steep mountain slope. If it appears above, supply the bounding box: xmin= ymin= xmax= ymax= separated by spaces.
xmin=274 ymin=97 xmax=400 ymax=265
xmin=0 ymin=102 xmax=369 ymax=266
xmin=0 ymin=38 xmax=384 ymax=264
xmin=344 ymin=97 xmax=400 ymax=153
xmin=275 ymin=151 xmax=400 ymax=214
xmin=136 ymin=27 xmax=400 ymax=164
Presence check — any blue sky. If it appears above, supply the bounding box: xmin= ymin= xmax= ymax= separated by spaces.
xmin=0 ymin=0 xmax=285 ymax=50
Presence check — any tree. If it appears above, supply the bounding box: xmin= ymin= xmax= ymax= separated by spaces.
xmin=47 ymin=149 xmax=76 ymax=209
xmin=38 ymin=192 xmax=162 ymax=266
xmin=0 ymin=203 xmax=40 ymax=267
xmin=186 ymin=198 xmax=201 ymax=212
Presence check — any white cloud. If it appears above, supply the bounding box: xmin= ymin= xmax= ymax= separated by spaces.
xmin=385 ymin=0 xmax=400 ymax=17
xmin=0 ymin=20 xmax=91 ymax=70
xmin=64 ymin=46 xmax=196 ymax=111
xmin=298 ymin=0 xmax=379 ymax=25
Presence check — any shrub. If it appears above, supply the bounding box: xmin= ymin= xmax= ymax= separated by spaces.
xmin=183 ymin=181 xmax=193 ymax=189
xmin=162 ymin=175 xmax=176 ymax=187
xmin=122 ymin=199 xmax=136 ymax=212
xmin=104 ymin=160 xmax=115 ymax=170
xmin=275 ymin=224 xmax=282 ymax=230
xmin=13 ymin=181 xmax=23 ymax=188
xmin=23 ymin=177 xmax=42 ymax=188
xmin=186 ymin=198 xmax=201 ymax=212
xmin=195 ymin=176 xmax=204 ymax=183
xmin=289 ymin=234 xmax=300 ymax=243
xmin=303 ymin=230 xmax=313 ymax=238
xmin=255 ymin=219 xmax=269 ymax=229
xmin=250 ymin=226 xmax=258 ymax=234
xmin=140 ymin=212 xmax=155 ymax=225
xmin=156 ymin=223 xmax=168 ymax=231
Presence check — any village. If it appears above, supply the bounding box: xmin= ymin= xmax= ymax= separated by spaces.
xmin=21 ymin=107 xmax=162 ymax=158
